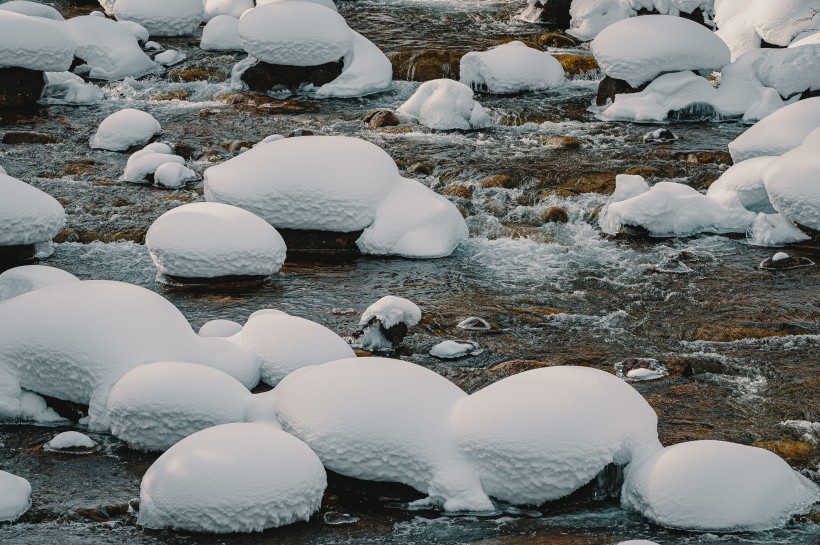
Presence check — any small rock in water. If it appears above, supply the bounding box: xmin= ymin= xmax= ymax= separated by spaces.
xmin=614 ymin=358 xmax=668 ymax=382
xmin=758 ymin=252 xmax=815 ymax=271
xmin=364 ymin=109 xmax=400 ymax=129
xmin=642 ymin=128 xmax=678 ymax=143
xmin=456 ymin=316 xmax=493 ymax=331
xmin=322 ymin=511 xmax=360 ymax=526
xmin=429 ymin=340 xmax=482 ymax=360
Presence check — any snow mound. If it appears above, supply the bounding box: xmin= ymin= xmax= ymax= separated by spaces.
xmin=238 ymin=2 xmax=353 ymax=66
xmin=201 ymin=15 xmax=242 ymax=51
xmin=0 ymin=173 xmax=65 ymax=246
xmin=356 ymin=177 xmax=469 ymax=258
xmin=591 ymin=15 xmax=730 ymax=87
xmin=315 ymin=31 xmax=392 ymax=98
xmin=153 ymin=162 xmax=197 ymax=189
xmin=199 ymin=319 xmax=243 ymax=337
xmin=241 ymin=314 xmax=355 ymax=386
xmin=203 ymin=0 xmax=253 ymax=21
xmin=729 ymin=97 xmax=820 ymax=162
xmin=42 ymin=72 xmax=104 ymax=105
xmin=107 ymin=362 xmax=254 ymax=451
xmin=139 ymin=423 xmax=326 ymax=532
xmin=0 ymin=1 xmax=64 ymax=20
xmin=568 ymin=0 xmax=634 ymax=42
xmin=622 ymin=440 xmax=820 ymax=531
xmin=154 ymin=49 xmax=186 ymax=67
xmin=360 ymin=296 xmax=421 ymax=329
xmin=90 ymin=109 xmax=161 ymax=151
xmin=747 ymin=212 xmax=810 ymax=247
xmin=45 ymin=431 xmax=97 ymax=450
xmin=204 ymin=136 xmax=399 ymax=232
xmin=0 ymin=11 xmax=75 ymax=72
xmin=114 ymin=0 xmax=203 ymax=37
xmin=0 ymin=265 xmax=78 ymax=302
xmin=397 ymin=79 xmax=490 ymax=130
xmin=0 ymin=470 xmax=31 ymax=522
xmin=611 ymin=173 xmax=649 ymax=203
xmin=117 ymin=20 xmax=149 ymax=43
xmin=63 ymin=16 xmax=161 ymax=81
xmin=451 ymin=366 xmax=661 ymax=505
xmin=0 ymin=280 xmax=260 ymax=430
xmin=600 ymin=181 xmax=756 ymax=237
xmin=791 ymin=31 xmax=820 ymax=48
xmin=146 ymin=202 xmax=286 ymax=279
xmin=761 ymin=139 xmax=820 ymax=231
xmin=706 ymin=156 xmax=776 ymax=213
xmin=460 ymin=41 xmax=564 ymax=94
xmin=274 ymin=357 xmax=493 ymax=512
xmin=123 ymin=143 xmax=187 ymax=184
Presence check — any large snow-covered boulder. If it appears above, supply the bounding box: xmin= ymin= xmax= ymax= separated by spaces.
xmin=146 ymin=202 xmax=287 ymax=280
xmin=591 ymin=15 xmax=730 ymax=87
xmin=761 ymin=139 xmax=820 ymax=232
xmin=90 ymin=109 xmax=161 ymax=151
xmin=460 ymin=41 xmax=565 ymax=94
xmin=0 ymin=11 xmax=74 ymax=72
xmin=0 ymin=265 xmax=79 ymax=302
xmin=397 ymin=79 xmax=491 ymax=130
xmin=139 ymin=423 xmax=326 ymax=532
xmin=706 ymin=156 xmax=776 ymax=213
xmin=204 ymin=136 xmax=399 ymax=232
xmin=201 ymin=15 xmax=242 ymax=51
xmin=0 ymin=1 xmax=64 ymax=20
xmin=203 ymin=0 xmax=253 ymax=21
xmin=451 ymin=366 xmax=662 ymax=505
xmin=0 ymin=173 xmax=65 ymax=247
xmin=240 ymin=314 xmax=355 ymax=386
xmin=0 ymin=280 xmax=260 ymax=430
xmin=274 ymin=357 xmax=494 ymax=512
xmin=114 ymin=0 xmax=203 ymax=37
xmin=0 ymin=470 xmax=30 ymax=522
xmin=622 ymin=440 xmax=820 ymax=531
xmin=728 ymin=97 xmax=820 ymax=162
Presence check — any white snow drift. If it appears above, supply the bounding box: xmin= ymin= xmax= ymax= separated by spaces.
xmin=397 ymin=79 xmax=491 ymax=130
xmin=45 ymin=431 xmax=98 ymax=451
xmin=460 ymin=41 xmax=565 ymax=94
xmin=90 ymin=109 xmax=161 ymax=151
xmin=0 ymin=265 xmax=78 ymax=302
xmin=0 ymin=1 xmax=63 ymax=21
xmin=0 ymin=173 xmax=65 ymax=246
xmin=114 ymin=0 xmax=203 ymax=37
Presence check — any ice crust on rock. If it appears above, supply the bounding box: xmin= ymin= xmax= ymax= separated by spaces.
xmin=114 ymin=0 xmax=203 ymax=37
xmin=0 ymin=470 xmax=31 ymax=522
xmin=451 ymin=366 xmax=662 ymax=505
xmin=0 ymin=280 xmax=260 ymax=430
xmin=0 ymin=265 xmax=79 ymax=302
xmin=705 ymin=156 xmax=776 ymax=213
xmin=591 ymin=15 xmax=729 ymax=87
xmin=0 ymin=11 xmax=75 ymax=72
xmin=201 ymin=15 xmax=243 ymax=51
xmin=460 ymin=41 xmax=565 ymax=94
xmin=274 ymin=357 xmax=494 ymax=512
xmin=622 ymin=440 xmax=820 ymax=531
xmin=204 ymin=136 xmax=399 ymax=232
xmin=45 ymin=431 xmax=97 ymax=450
xmin=397 ymin=79 xmax=490 ymax=130
xmin=90 ymin=109 xmax=162 ymax=151
xmin=146 ymin=202 xmax=286 ymax=279
xmin=761 ymin=139 xmax=820 ymax=231
xmin=203 ymin=0 xmax=254 ymax=21
xmin=240 ymin=314 xmax=355 ymax=386
xmin=729 ymin=97 xmax=820 ymax=162
xmin=139 ymin=423 xmax=326 ymax=532
xmin=0 ymin=173 xmax=65 ymax=246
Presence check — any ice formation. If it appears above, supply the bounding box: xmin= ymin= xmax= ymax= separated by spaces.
xmin=90 ymin=109 xmax=162 ymax=151
xmin=729 ymin=97 xmax=820 ymax=162
xmin=460 ymin=41 xmax=565 ymax=94
xmin=0 ymin=280 xmax=260 ymax=430
xmin=0 ymin=10 xmax=75 ymax=72
xmin=274 ymin=357 xmax=494 ymax=512
xmin=199 ymin=319 xmax=243 ymax=337
xmin=622 ymin=440 xmax=820 ymax=531
xmin=0 ymin=265 xmax=79 ymax=302
xmin=0 ymin=173 xmax=65 ymax=247
xmin=0 ymin=470 xmax=31 ymax=522
xmin=139 ymin=423 xmax=326 ymax=532
xmin=146 ymin=202 xmax=287 ymax=279
xmin=761 ymin=139 xmax=820 ymax=231
xmin=203 ymin=0 xmax=253 ymax=21
xmin=451 ymin=366 xmax=662 ymax=505
xmin=240 ymin=313 xmax=355 ymax=386
xmin=705 ymin=156 xmax=776 ymax=213
xmin=45 ymin=431 xmax=97 ymax=450
xmin=114 ymin=0 xmax=203 ymax=37
xmin=397 ymin=79 xmax=491 ymax=130
xmin=201 ymin=15 xmax=243 ymax=51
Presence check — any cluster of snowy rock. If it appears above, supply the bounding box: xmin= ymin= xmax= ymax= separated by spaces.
xmin=0 ymin=273 xmax=816 ymax=531
xmin=599 ymin=97 xmax=820 ymax=244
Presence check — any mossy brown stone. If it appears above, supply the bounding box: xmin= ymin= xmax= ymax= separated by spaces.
xmin=536 ymin=33 xmax=578 ymax=48
xmin=443 ymin=185 xmax=474 ymax=199
xmin=553 ymin=54 xmax=599 ymax=78
xmin=388 ymin=50 xmax=464 ymax=81
xmin=674 ymin=150 xmax=733 ymax=165
xmin=481 ymin=174 xmax=517 ymax=189
xmin=223 ymin=92 xmax=320 ymax=114
xmin=2 ymin=131 xmax=62 ymax=144
xmin=541 ymin=206 xmax=569 ymax=223
xmin=556 ymin=172 xmax=616 ymax=195
xmin=540 ymin=135 xmax=581 ymax=149
xmin=151 ymin=89 xmax=192 ymax=101
xmin=168 ymin=66 xmax=228 ymax=83
xmin=596 ymin=75 xmax=648 ymax=106
xmin=407 ymin=162 xmax=434 ymax=175
xmin=63 ymin=161 xmax=98 ymax=177
xmin=752 ymin=439 xmax=816 ymax=466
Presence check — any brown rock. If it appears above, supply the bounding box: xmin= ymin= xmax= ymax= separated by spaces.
xmin=557 ymin=172 xmax=616 ymax=195
xmin=63 ymin=161 xmax=97 ymax=176
xmin=541 ymin=206 xmax=569 ymax=223
xmin=168 ymin=66 xmax=227 ymax=83
xmin=480 ymin=174 xmax=516 ymax=189
xmin=388 ymin=50 xmax=464 ymax=82
xmin=625 ymin=166 xmax=665 ymax=178
xmin=553 ymin=54 xmax=599 ymax=79
xmin=364 ymin=109 xmax=400 ymax=129
xmin=536 ymin=33 xmax=578 ymax=48
xmin=540 ymin=135 xmax=581 ymax=149
xmin=753 ymin=439 xmax=816 ymax=466
xmin=223 ymin=92 xmax=320 ymax=115
xmin=0 ymin=67 xmax=45 ymax=108
xmin=674 ymin=150 xmax=733 ymax=165
xmin=2 ymin=131 xmax=62 ymax=144
xmin=518 ymin=0 xmax=572 ymax=27
xmin=151 ymin=89 xmax=191 ymax=101
xmin=443 ymin=185 xmax=474 ymax=199
xmin=683 ymin=325 xmax=792 ymax=343
xmin=408 ymin=162 xmax=434 ymax=175
xmin=240 ymin=59 xmax=343 ymax=92
xmin=596 ymin=75 xmax=648 ymax=106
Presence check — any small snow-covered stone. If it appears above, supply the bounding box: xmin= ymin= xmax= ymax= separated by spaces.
xmin=153 ymin=162 xmax=197 ymax=189
xmin=42 ymin=72 xmax=104 ymax=105
xmin=199 ymin=319 xmax=243 ymax=338
xmin=429 ymin=340 xmax=481 ymax=359
xmin=139 ymin=423 xmax=326 ymax=532
xmin=154 ymin=49 xmax=186 ymax=66
xmin=123 ymin=145 xmax=186 ymax=184
xmin=747 ymin=213 xmax=811 ymax=247
xmin=201 ymin=15 xmax=242 ymax=51
xmin=610 ymin=174 xmax=649 ymax=203
xmin=90 ymin=109 xmax=161 ymax=151
xmin=114 ymin=0 xmax=203 ymax=37
xmin=354 ymin=295 xmax=421 ymax=351
xmin=44 ymin=431 xmax=98 ymax=451
xmin=0 ymin=265 xmax=78 ymax=302
xmin=460 ymin=41 xmax=564 ymax=94
xmin=0 ymin=470 xmax=31 ymax=522
xmin=456 ymin=316 xmax=492 ymax=331
xmin=397 ymin=79 xmax=490 ymax=130
xmin=622 ymin=440 xmax=820 ymax=531
xmin=0 ymin=173 xmax=65 ymax=246
xmin=772 ymin=252 xmax=790 ymax=262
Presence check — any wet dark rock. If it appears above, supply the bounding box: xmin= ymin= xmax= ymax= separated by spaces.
xmin=625 ymin=165 xmax=667 ymax=178
xmin=157 ymin=273 xmax=271 ymax=291
xmin=227 ymin=140 xmax=255 ymax=153
xmin=407 ymin=162 xmax=433 ymax=175
xmin=791 ymin=223 xmax=820 ymax=249
xmin=168 ymin=66 xmax=228 ymax=83
xmin=667 ymin=357 xmax=725 ymax=377
xmin=354 ymin=317 xmax=410 ymax=352
xmin=75 ymin=504 xmax=130 ymax=523
xmin=2 ymin=131 xmax=62 ymax=144
xmin=536 ymin=33 xmax=578 ymax=48
xmin=540 ymin=135 xmax=581 ymax=149
xmin=223 ymin=92 xmax=321 ymax=115
xmin=541 ymin=206 xmax=569 ymax=223
xmin=673 ymin=150 xmax=733 ymax=165
xmin=553 ymin=54 xmax=599 ymax=78
xmin=556 ymin=172 xmax=616 ymax=195
xmin=388 ymin=50 xmax=463 ymax=81
xmin=481 ymin=174 xmax=517 ymax=189
xmin=668 ymin=102 xmax=723 ymax=121
xmin=0 ymin=67 xmax=45 ymax=108
xmin=596 ymin=75 xmax=648 ymax=107
xmin=606 ymin=224 xmax=654 ymax=240
xmin=758 ymin=253 xmax=815 ymax=270
xmin=364 ymin=109 xmax=400 ymax=129
xmin=287 ymin=128 xmax=315 ymax=137
xmin=240 ymin=59 xmax=344 ymax=92
xmin=0 ymin=245 xmax=36 ymax=270
xmin=39 ymin=395 xmax=88 ymax=422
xmin=642 ymin=128 xmax=678 ymax=143
xmin=518 ymin=0 xmax=572 ymax=27
xmin=277 ymin=228 xmax=363 ymax=257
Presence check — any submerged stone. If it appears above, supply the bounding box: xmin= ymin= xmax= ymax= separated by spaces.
xmin=241 ymin=58 xmax=344 ymax=93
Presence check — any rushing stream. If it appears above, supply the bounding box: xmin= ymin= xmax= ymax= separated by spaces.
xmin=0 ymin=0 xmax=819 ymax=544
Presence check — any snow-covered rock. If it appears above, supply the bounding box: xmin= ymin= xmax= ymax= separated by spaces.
xmin=397 ymin=79 xmax=490 ymax=130
xmin=90 ymin=109 xmax=161 ymax=151
xmin=591 ymin=15 xmax=730 ymax=87
xmin=203 ymin=0 xmax=253 ymax=21
xmin=63 ymin=16 xmax=161 ymax=81
xmin=0 ymin=10 xmax=75 ymax=72
xmin=0 ymin=173 xmax=65 ymax=246
xmin=42 ymin=72 xmax=104 ymax=106
xmin=238 ymin=2 xmax=352 ymax=65
xmin=622 ymin=440 xmax=820 ymax=531
xmin=600 ymin=181 xmax=756 ymax=237
xmin=0 ymin=265 xmax=78 ymax=302
xmin=123 ymin=143 xmax=187 ymax=184
xmin=356 ymin=177 xmax=469 ymax=257
xmin=611 ymin=173 xmax=649 ymax=203
xmin=460 ymin=41 xmax=564 ymax=94
xmin=747 ymin=212 xmax=811 ymax=247
xmin=139 ymin=423 xmax=326 ymax=532
xmin=44 ymin=431 xmax=97 ymax=451
xmin=146 ymin=202 xmax=287 ymax=279
xmin=153 ymin=162 xmax=198 ymax=189
xmin=729 ymin=97 xmax=820 ymax=162
xmin=114 ymin=0 xmax=203 ymax=37
xmin=354 ymin=295 xmax=421 ymax=351
xmin=736 ymin=46 xmax=820 ymax=99
xmin=274 ymin=357 xmax=494 ymax=512
xmin=429 ymin=340 xmax=481 ymax=359
xmin=154 ymin=49 xmax=186 ymax=67
xmin=0 ymin=280 xmax=260 ymax=430
xmin=315 ymin=30 xmax=392 ymax=98
xmin=706 ymin=156 xmax=776 ymax=213
xmin=204 ymin=136 xmax=399 ymax=232
xmin=761 ymin=139 xmax=820 ymax=231
xmin=0 ymin=1 xmax=64 ymax=20
xmin=201 ymin=15 xmax=242 ymax=51
xmin=241 ymin=314 xmax=355 ymax=386
xmin=451 ymin=366 xmax=661 ymax=505
xmin=0 ymin=470 xmax=30 ymax=522
xmin=199 ymin=319 xmax=243 ymax=337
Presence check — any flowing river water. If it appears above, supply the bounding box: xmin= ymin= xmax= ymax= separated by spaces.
xmin=0 ymin=1 xmax=819 ymax=544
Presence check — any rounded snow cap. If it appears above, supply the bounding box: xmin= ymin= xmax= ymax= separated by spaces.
xmin=0 ymin=173 xmax=65 ymax=246
xmin=0 ymin=11 xmax=75 ymax=72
